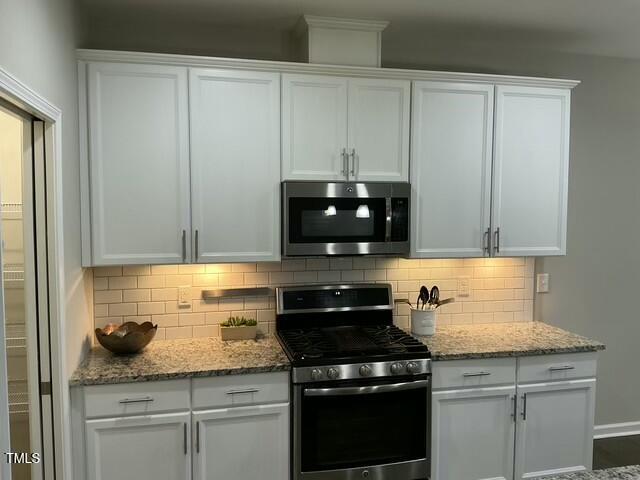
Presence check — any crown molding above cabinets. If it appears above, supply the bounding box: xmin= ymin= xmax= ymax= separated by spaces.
xmin=78 ymin=50 xmax=577 ymax=266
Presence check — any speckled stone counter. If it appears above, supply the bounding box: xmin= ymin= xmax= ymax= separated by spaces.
xmin=70 ymin=335 xmax=290 ymax=386
xmin=541 ymin=466 xmax=640 ymax=479
xmin=415 ymin=322 xmax=605 ymax=361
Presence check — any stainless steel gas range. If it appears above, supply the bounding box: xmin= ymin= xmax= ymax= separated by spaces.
xmin=275 ymin=284 xmax=432 ymax=480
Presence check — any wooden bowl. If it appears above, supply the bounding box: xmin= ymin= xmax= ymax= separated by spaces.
xmin=95 ymin=321 xmax=157 ymax=354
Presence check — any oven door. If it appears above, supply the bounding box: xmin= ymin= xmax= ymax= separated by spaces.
xmin=282 ymin=182 xmax=409 ymax=256
xmin=294 ymin=376 xmax=430 ymax=480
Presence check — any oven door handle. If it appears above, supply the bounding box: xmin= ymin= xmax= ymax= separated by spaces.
xmin=303 ymin=379 xmax=429 ymax=397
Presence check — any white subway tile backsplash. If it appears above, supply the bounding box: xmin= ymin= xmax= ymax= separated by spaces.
xmin=91 ymin=257 xmax=535 ymax=341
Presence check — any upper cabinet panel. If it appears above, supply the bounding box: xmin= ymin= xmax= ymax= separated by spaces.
xmin=348 ymin=78 xmax=410 ymax=182
xmin=411 ymin=82 xmax=494 ymax=258
xmin=87 ymin=63 xmax=191 ymax=265
xmin=189 ymin=69 xmax=281 ymax=263
xmin=492 ymin=86 xmax=571 ymax=257
xmin=282 ymin=74 xmax=348 ymax=181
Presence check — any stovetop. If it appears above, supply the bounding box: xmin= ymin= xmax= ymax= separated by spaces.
xmin=277 ymin=324 xmax=430 ymax=366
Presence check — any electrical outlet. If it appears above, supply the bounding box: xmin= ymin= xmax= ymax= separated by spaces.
xmin=536 ymin=273 xmax=550 ymax=293
xmin=178 ymin=286 xmax=191 ymax=306
xmin=457 ymin=276 xmax=470 ymax=297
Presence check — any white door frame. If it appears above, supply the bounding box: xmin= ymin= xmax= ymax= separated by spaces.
xmin=0 ymin=195 xmax=10 ymax=480
xmin=0 ymin=66 xmax=72 ymax=479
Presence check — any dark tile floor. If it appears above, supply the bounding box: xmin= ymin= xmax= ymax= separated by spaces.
xmin=593 ymin=435 xmax=640 ymax=469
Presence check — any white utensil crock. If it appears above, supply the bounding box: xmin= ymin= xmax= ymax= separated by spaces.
xmin=411 ymin=308 xmax=436 ymax=336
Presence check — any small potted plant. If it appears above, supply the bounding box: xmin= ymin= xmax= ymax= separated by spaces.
xmin=220 ymin=316 xmax=258 ymax=341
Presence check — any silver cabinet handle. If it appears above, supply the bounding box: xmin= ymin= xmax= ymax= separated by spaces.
xmin=196 ymin=421 xmax=200 ymax=453
xmin=521 ymin=393 xmax=527 ymax=420
xmin=349 ymin=148 xmax=356 ymax=177
xmin=549 ymin=365 xmax=575 ymax=371
xmin=118 ymin=396 xmax=154 ymax=404
xmin=511 ymin=395 xmax=517 ymax=421
xmin=181 ymin=230 xmax=186 ymax=262
xmin=183 ymin=423 xmax=187 ymax=455
xmin=462 ymin=371 xmax=492 ymax=377
xmin=226 ymin=388 xmax=260 ymax=395
xmin=341 ymin=148 xmax=348 ymax=178
xmin=494 ymin=227 xmax=500 ymax=253
xmin=194 ymin=229 xmax=199 ymax=261
xmin=483 ymin=228 xmax=490 ymax=255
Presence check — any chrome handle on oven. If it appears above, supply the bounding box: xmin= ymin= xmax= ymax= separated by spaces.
xmin=462 ymin=371 xmax=492 ymax=377
xmin=385 ymin=197 xmax=392 ymax=242
xmin=118 ymin=396 xmax=154 ymax=404
xmin=303 ymin=379 xmax=429 ymax=397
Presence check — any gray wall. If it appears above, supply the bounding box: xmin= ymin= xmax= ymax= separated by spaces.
xmin=1 ymin=0 xmax=93 ymax=474
xmin=81 ymin=23 xmax=640 ymax=427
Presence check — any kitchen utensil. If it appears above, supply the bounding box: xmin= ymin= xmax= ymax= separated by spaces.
xmin=434 ymin=297 xmax=455 ymax=308
xmin=95 ymin=321 xmax=157 ymax=354
xmin=417 ymin=286 xmax=430 ymax=310
xmin=429 ymin=286 xmax=440 ymax=306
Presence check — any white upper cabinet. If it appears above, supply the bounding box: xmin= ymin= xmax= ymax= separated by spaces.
xmin=189 ymin=68 xmax=281 ymax=263
xmin=348 ymin=78 xmax=410 ymax=181
xmin=411 ymin=82 xmax=494 ymax=258
xmin=282 ymin=73 xmax=410 ymax=182
xmin=86 ymin=62 xmax=191 ymax=265
xmin=282 ymin=74 xmax=348 ymax=181
xmin=492 ymin=85 xmax=571 ymax=256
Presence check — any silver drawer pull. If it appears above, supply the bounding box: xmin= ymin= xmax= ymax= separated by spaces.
xmin=549 ymin=365 xmax=575 ymax=372
xmin=118 ymin=396 xmax=154 ymax=404
xmin=226 ymin=388 xmax=260 ymax=395
xmin=462 ymin=371 xmax=492 ymax=377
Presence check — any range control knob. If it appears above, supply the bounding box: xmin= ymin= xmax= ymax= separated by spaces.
xmin=310 ymin=368 xmax=323 ymax=381
xmin=406 ymin=362 xmax=420 ymax=374
xmin=359 ymin=365 xmax=373 ymax=377
xmin=390 ymin=362 xmax=404 ymax=375
xmin=327 ymin=368 xmax=340 ymax=380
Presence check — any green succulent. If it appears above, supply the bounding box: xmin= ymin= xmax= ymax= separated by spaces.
xmin=221 ymin=316 xmax=257 ymax=327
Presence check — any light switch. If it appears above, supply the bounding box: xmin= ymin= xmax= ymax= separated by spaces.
xmin=536 ymin=273 xmax=550 ymax=293
xmin=178 ymin=286 xmax=191 ymax=306
xmin=457 ymin=276 xmax=470 ymax=297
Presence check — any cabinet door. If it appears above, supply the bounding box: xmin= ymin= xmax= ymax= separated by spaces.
xmin=411 ymin=82 xmax=494 ymax=258
xmin=193 ymin=403 xmax=289 ymax=480
xmin=492 ymin=86 xmax=570 ymax=256
xmin=189 ymin=69 xmax=281 ymax=263
xmin=348 ymin=78 xmax=410 ymax=181
xmin=515 ymin=379 xmax=595 ymax=479
xmin=432 ymin=386 xmax=515 ymax=480
xmin=87 ymin=62 xmax=191 ymax=265
xmin=85 ymin=412 xmax=190 ymax=480
xmin=282 ymin=74 xmax=348 ymax=180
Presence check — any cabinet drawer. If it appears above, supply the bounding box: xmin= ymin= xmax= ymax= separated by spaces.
xmin=192 ymin=372 xmax=289 ymax=409
xmin=84 ymin=379 xmax=190 ymax=418
xmin=432 ymin=358 xmax=516 ymax=390
xmin=517 ymin=352 xmax=598 ymax=383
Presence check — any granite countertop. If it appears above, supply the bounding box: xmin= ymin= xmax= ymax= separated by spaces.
xmin=416 ymin=322 xmax=605 ymax=361
xmin=541 ymin=466 xmax=640 ymax=479
xmin=70 ymin=335 xmax=290 ymax=386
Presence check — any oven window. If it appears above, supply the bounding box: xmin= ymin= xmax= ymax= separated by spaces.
xmin=300 ymin=385 xmax=427 ymax=471
xmin=289 ymin=197 xmax=386 ymax=243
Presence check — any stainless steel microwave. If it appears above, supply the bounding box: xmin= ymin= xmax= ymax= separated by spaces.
xmin=282 ymin=181 xmax=410 ymax=256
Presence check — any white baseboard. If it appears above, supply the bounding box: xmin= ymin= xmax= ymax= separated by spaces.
xmin=594 ymin=421 xmax=640 ymax=439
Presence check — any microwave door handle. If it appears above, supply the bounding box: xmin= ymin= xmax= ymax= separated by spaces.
xmin=303 ymin=379 xmax=429 ymax=397
xmin=385 ymin=197 xmax=392 ymax=242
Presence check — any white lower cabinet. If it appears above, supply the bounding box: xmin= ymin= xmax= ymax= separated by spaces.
xmin=193 ymin=403 xmax=289 ymax=480
xmin=85 ymin=412 xmax=191 ymax=480
xmin=431 ymin=354 xmax=597 ymax=480
xmin=432 ymin=386 xmax=515 ymax=480
xmin=515 ymin=379 xmax=596 ymax=479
